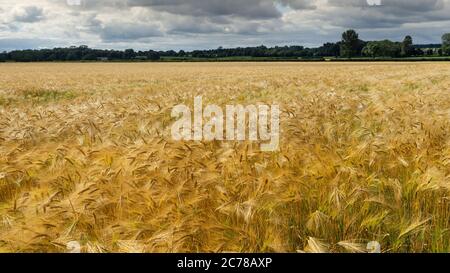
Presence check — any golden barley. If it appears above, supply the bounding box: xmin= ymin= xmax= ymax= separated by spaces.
xmin=0 ymin=62 xmax=449 ymax=253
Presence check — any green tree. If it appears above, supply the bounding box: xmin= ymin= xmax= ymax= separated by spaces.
xmin=401 ymin=35 xmax=414 ymax=57
xmin=66 ymin=52 xmax=79 ymax=61
xmin=442 ymin=33 xmax=450 ymax=56
xmin=123 ymin=49 xmax=136 ymax=59
xmin=362 ymin=40 xmax=401 ymax=58
xmin=0 ymin=51 xmax=7 ymax=62
xmin=340 ymin=29 xmax=360 ymax=58
xmin=362 ymin=42 xmax=380 ymax=58
xmin=47 ymin=54 xmax=57 ymax=61
xmin=82 ymin=53 xmax=98 ymax=61
xmin=316 ymin=42 xmax=340 ymax=57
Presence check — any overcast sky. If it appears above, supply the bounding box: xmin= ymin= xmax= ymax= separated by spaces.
xmin=1 ymin=0 xmax=449 ymax=51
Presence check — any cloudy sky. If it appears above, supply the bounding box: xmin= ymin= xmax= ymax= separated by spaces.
xmin=0 ymin=0 xmax=449 ymax=51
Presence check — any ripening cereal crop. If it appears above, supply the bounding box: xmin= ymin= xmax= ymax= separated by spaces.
xmin=0 ymin=62 xmax=449 ymax=253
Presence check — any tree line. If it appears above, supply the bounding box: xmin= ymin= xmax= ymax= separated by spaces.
xmin=341 ymin=30 xmax=449 ymax=58
xmin=1 ymin=30 xmax=450 ymax=62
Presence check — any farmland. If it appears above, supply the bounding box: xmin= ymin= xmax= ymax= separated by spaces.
xmin=0 ymin=62 xmax=449 ymax=253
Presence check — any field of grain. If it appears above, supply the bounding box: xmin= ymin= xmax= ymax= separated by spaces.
xmin=0 ymin=62 xmax=449 ymax=253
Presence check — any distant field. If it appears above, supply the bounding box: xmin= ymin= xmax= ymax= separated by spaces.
xmin=0 ymin=62 xmax=449 ymax=253
xmin=159 ymin=56 xmax=450 ymax=62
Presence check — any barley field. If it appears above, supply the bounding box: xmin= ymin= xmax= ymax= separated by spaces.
xmin=0 ymin=62 xmax=449 ymax=253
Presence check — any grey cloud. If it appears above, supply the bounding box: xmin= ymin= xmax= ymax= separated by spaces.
xmin=1 ymin=0 xmax=450 ymax=51
xmin=382 ymin=0 xmax=444 ymax=12
xmin=126 ymin=0 xmax=281 ymax=19
xmin=99 ymin=22 xmax=163 ymax=41
xmin=57 ymin=0 xmax=317 ymax=18
xmin=166 ymin=16 xmax=272 ymax=35
xmin=167 ymin=17 xmax=227 ymax=34
xmin=59 ymin=0 xmax=295 ymax=39
xmin=13 ymin=6 xmax=45 ymax=23
xmin=279 ymin=0 xmax=317 ymax=9
xmin=323 ymin=0 xmax=450 ymax=28
xmin=327 ymin=0 xmax=444 ymax=11
xmin=327 ymin=0 xmax=371 ymax=7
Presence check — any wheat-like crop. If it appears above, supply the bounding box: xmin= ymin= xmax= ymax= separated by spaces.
xmin=0 ymin=62 xmax=449 ymax=253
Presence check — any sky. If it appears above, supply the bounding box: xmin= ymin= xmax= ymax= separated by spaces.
xmin=0 ymin=0 xmax=449 ymax=51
